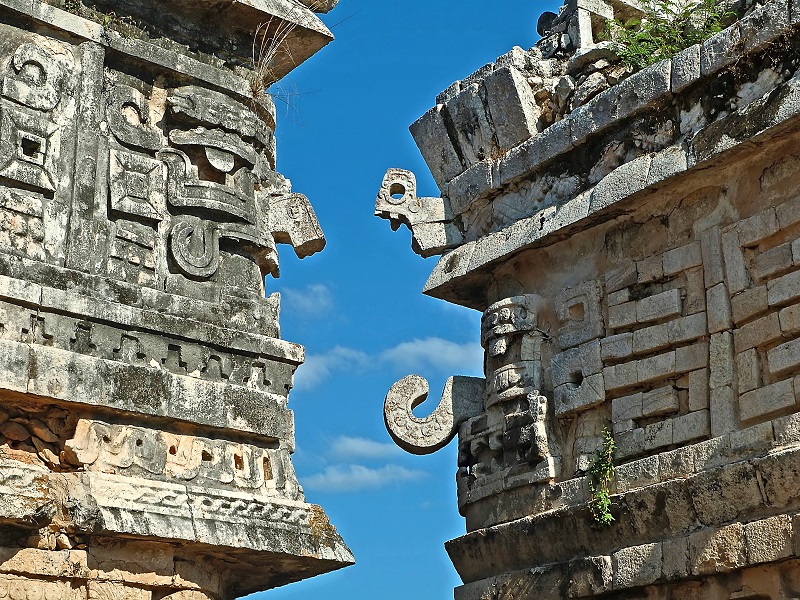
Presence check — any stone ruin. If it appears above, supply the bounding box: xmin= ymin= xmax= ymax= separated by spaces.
xmin=378 ymin=0 xmax=800 ymax=598
xmin=0 ymin=0 xmax=352 ymax=598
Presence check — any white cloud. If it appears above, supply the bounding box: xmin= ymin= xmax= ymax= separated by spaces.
xmin=329 ymin=436 xmax=401 ymax=460
xmin=296 ymin=337 xmax=483 ymax=391
xmin=280 ymin=283 xmax=334 ymax=317
xmin=380 ymin=337 xmax=484 ymax=375
xmin=301 ymin=463 xmax=427 ymax=492
xmin=293 ymin=346 xmax=370 ymax=391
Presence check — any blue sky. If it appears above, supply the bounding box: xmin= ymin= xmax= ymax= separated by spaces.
xmin=252 ymin=2 xmax=558 ymax=598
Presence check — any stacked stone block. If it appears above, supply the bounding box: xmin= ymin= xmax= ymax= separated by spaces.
xmin=377 ymin=0 xmax=800 ymax=598
xmin=0 ymin=0 xmax=352 ymax=597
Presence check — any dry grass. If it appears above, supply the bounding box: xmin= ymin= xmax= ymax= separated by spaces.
xmin=250 ymin=9 xmax=302 ymax=101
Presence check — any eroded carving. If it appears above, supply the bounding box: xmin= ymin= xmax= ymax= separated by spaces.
xmin=375 ymin=168 xmax=463 ymax=257
xmin=64 ymin=420 xmax=302 ymax=499
xmin=384 ymin=375 xmax=485 ymax=455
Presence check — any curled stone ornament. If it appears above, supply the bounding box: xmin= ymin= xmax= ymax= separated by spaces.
xmin=384 ymin=374 xmax=484 ymax=455
xmin=169 ymin=218 xmax=219 ymax=278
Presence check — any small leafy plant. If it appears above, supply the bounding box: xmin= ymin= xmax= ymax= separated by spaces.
xmin=588 ymin=427 xmax=616 ymax=527
xmin=62 ymin=0 xmax=143 ymax=38
xmin=605 ymin=0 xmax=736 ymax=70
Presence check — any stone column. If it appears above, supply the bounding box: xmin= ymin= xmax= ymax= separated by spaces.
xmin=0 ymin=0 xmax=351 ymax=597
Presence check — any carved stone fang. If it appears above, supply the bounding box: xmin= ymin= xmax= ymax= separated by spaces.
xmin=384 ymin=374 xmax=485 ymax=455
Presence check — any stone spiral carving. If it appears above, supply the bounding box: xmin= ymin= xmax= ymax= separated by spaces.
xmin=384 ymin=374 xmax=484 ymax=455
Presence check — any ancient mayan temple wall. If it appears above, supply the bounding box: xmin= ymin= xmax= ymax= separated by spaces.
xmin=0 ymin=0 xmax=352 ymax=598
xmin=378 ymin=0 xmax=800 ymax=597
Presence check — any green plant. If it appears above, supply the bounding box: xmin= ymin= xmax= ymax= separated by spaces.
xmin=604 ymin=0 xmax=737 ymax=70
xmin=60 ymin=0 xmax=143 ymax=38
xmin=588 ymin=427 xmax=616 ymax=527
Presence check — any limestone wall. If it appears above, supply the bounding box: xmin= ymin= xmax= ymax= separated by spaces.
xmin=0 ymin=0 xmax=352 ymax=597
xmin=378 ymin=0 xmax=800 ymax=598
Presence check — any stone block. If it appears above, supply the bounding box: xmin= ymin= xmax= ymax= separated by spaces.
xmin=0 ymin=274 xmax=41 ymax=306
xmin=689 ymin=523 xmax=746 ymax=574
xmin=570 ymin=60 xmax=671 ymax=144
xmin=644 ymin=419 xmax=673 ymax=450
xmin=779 ymin=195 xmax=800 ymax=228
xmin=446 ymin=83 xmax=496 ymax=167
xmin=632 ymin=322 xmax=670 ymax=355
xmin=448 ymin=162 xmax=493 ymax=216
xmin=701 ymin=226 xmax=725 ymax=287
xmin=604 ymin=262 xmax=637 ymax=293
xmin=768 ymin=337 xmax=800 ymax=376
xmin=737 ymin=348 xmax=762 ymax=394
xmin=731 ymin=285 xmax=769 ymax=325
xmin=554 ymin=373 xmax=605 ymax=416
xmin=0 ymin=339 xmax=30 ymax=393
xmin=551 ymin=340 xmax=603 ymax=386
xmin=663 ymin=242 xmax=702 ymax=276
xmin=568 ymin=556 xmax=613 ymax=597
xmin=739 ymin=378 xmax=795 ymax=424
xmin=773 ymin=411 xmax=800 ymax=445
xmin=710 ymin=385 xmax=738 ymax=437
xmin=603 ymin=362 xmax=638 ymax=392
xmin=612 ymin=543 xmax=662 ymax=589
xmin=615 ymin=455 xmax=659 ymax=493
xmin=688 ymin=368 xmax=709 ymax=411
xmin=780 ymin=302 xmax=800 ymax=335
xmin=676 ymin=341 xmax=709 ymax=373
xmin=613 ymin=419 xmax=636 ymax=434
xmin=612 ymin=392 xmax=642 ymax=423
xmin=638 ymin=351 xmax=677 ymax=384
xmin=706 ymin=283 xmax=732 ymax=333
xmin=738 ymin=208 xmax=780 ymax=247
xmin=409 ymin=104 xmax=464 ymax=186
xmin=636 ymin=254 xmax=664 ymax=285
xmin=768 ymin=269 xmax=800 ymax=307
xmin=608 ymin=301 xmax=636 ymax=330
xmin=616 ymin=427 xmax=645 ymax=459
xmin=730 ymin=421 xmax=774 ymax=453
xmin=701 ymin=22 xmax=742 ymax=76
xmin=637 ymin=288 xmax=682 ymax=324
xmin=733 ymin=312 xmax=781 ymax=354
xmin=670 ymin=313 xmax=708 ymax=344
xmin=483 ymin=66 xmax=540 ymax=152
xmin=642 ymin=385 xmax=679 ymax=417
xmin=721 ymin=229 xmax=749 ymax=294
xmin=744 ymin=515 xmax=793 ymax=564
xmin=673 ymin=410 xmax=710 ymax=445
xmin=497 ymin=118 xmax=573 ymax=186
xmin=671 ymin=44 xmax=701 ymax=93
xmin=710 ymin=332 xmax=734 ymax=389
xmin=661 ymin=536 xmax=689 ymax=580
xmin=556 ymin=280 xmax=604 ymax=349
xmin=647 ymin=144 xmax=689 ymax=186
xmin=589 ymin=155 xmax=652 ymax=213
xmin=601 ymin=332 xmax=633 ymax=361
xmin=739 ymin=0 xmax=791 ymax=54
xmin=684 ymin=267 xmax=707 ymax=315
xmin=607 ymin=289 xmax=630 ymax=306
xmin=753 ymin=242 xmax=793 ymax=281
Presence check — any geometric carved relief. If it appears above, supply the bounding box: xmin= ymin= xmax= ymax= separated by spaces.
xmin=64 ymin=419 xmax=303 ymax=500
xmin=0 ymin=102 xmax=58 ymax=192
xmin=109 ymin=148 xmax=166 ymax=221
xmin=555 ymin=279 xmax=604 ymax=350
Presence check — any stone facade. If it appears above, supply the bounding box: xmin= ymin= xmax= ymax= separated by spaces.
xmin=378 ymin=0 xmax=800 ymax=598
xmin=0 ymin=0 xmax=352 ymax=598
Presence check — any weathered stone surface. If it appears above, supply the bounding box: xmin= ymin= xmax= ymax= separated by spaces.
xmin=0 ymin=0 xmax=351 ymax=596
xmin=377 ymin=1 xmax=800 ymax=599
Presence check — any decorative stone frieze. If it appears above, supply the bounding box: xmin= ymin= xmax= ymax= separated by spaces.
xmin=0 ymin=0 xmax=352 ymax=597
xmin=378 ymin=0 xmax=800 ymax=598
